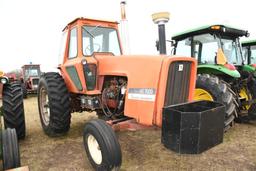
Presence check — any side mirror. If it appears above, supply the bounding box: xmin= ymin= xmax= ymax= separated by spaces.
xmin=155 ymin=40 xmax=159 ymax=51
xmin=167 ymin=40 xmax=175 ymax=47
xmin=246 ymin=31 xmax=250 ymax=37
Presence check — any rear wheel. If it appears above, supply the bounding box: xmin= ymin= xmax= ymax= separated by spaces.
xmin=2 ymin=83 xmax=26 ymax=139
xmin=2 ymin=128 xmax=21 ymax=170
xmin=83 ymin=119 xmax=122 ymax=171
xmin=194 ymin=74 xmax=236 ymax=131
xmin=247 ymin=76 xmax=256 ymax=119
xmin=38 ymin=72 xmax=71 ymax=137
xmin=21 ymin=83 xmax=27 ymax=99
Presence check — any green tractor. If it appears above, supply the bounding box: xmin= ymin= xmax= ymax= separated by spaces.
xmin=171 ymin=25 xmax=256 ymax=129
xmin=242 ymin=40 xmax=256 ymax=70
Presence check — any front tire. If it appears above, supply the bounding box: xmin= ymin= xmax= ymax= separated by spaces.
xmin=2 ymin=128 xmax=21 ymax=170
xmin=83 ymin=119 xmax=122 ymax=171
xmin=194 ymin=74 xmax=236 ymax=131
xmin=2 ymin=83 xmax=26 ymax=139
xmin=38 ymin=72 xmax=71 ymax=137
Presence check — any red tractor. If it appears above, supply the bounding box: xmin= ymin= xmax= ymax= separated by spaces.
xmin=20 ymin=64 xmax=41 ymax=98
xmin=0 ymin=70 xmax=27 ymax=170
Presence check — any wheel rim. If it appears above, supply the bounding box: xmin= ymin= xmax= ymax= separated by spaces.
xmin=239 ymin=88 xmax=251 ymax=110
xmin=39 ymin=87 xmax=50 ymax=126
xmin=194 ymin=88 xmax=214 ymax=101
xmin=87 ymin=134 xmax=102 ymax=165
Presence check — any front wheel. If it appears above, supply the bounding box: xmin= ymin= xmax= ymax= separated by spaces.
xmin=83 ymin=119 xmax=122 ymax=171
xmin=2 ymin=128 xmax=21 ymax=170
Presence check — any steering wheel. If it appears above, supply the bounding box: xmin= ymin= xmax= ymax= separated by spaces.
xmin=85 ymin=43 xmax=101 ymax=55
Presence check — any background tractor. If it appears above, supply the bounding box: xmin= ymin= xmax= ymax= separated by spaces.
xmin=20 ymin=64 xmax=41 ymax=98
xmin=6 ymin=64 xmax=41 ymax=98
xmin=36 ymin=14 xmax=212 ymax=170
xmin=171 ymin=25 xmax=256 ymax=125
xmin=0 ymin=70 xmax=26 ymax=170
xmin=242 ymin=40 xmax=256 ymax=70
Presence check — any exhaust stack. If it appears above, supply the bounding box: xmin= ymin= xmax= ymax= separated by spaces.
xmin=120 ymin=1 xmax=130 ymax=55
xmin=152 ymin=12 xmax=170 ymax=55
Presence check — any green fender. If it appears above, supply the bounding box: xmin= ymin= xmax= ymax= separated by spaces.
xmin=197 ymin=64 xmax=241 ymax=78
xmin=241 ymin=65 xmax=256 ymax=72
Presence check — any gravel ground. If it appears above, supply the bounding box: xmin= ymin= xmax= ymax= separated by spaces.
xmin=17 ymin=97 xmax=256 ymax=171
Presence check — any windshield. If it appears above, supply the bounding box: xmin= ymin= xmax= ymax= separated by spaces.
xmin=175 ymin=33 xmax=243 ymax=65
xmin=82 ymin=26 xmax=121 ymax=56
xmin=24 ymin=68 xmax=40 ymax=80
xmin=243 ymin=45 xmax=256 ymax=64
xmin=221 ymin=38 xmax=243 ymax=65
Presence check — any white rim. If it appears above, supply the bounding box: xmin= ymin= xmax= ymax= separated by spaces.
xmin=87 ymin=134 xmax=102 ymax=165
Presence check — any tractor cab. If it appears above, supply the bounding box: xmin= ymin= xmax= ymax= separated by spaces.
xmin=21 ymin=64 xmax=41 ymax=96
xmin=22 ymin=65 xmax=41 ymax=80
xmin=172 ymin=25 xmax=256 ymax=123
xmin=172 ymin=25 xmax=249 ymax=78
xmin=60 ymin=18 xmax=122 ymax=62
xmin=242 ymin=40 xmax=256 ymax=69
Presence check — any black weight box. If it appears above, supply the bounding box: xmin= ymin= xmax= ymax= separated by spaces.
xmin=162 ymin=100 xmax=225 ymax=154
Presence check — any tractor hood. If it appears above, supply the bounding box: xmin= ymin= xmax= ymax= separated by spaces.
xmin=96 ymin=54 xmax=166 ymax=79
xmin=95 ymin=54 xmax=197 ymax=126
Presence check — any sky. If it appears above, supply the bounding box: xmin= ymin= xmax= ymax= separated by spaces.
xmin=0 ymin=0 xmax=255 ymax=72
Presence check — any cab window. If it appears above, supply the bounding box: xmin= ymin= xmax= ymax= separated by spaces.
xmin=68 ymin=28 xmax=78 ymax=58
xmin=82 ymin=26 xmax=121 ymax=56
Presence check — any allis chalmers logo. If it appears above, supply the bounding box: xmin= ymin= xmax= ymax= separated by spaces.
xmin=178 ymin=64 xmax=184 ymax=71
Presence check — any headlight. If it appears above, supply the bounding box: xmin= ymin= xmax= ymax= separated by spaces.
xmin=0 ymin=77 xmax=8 ymax=84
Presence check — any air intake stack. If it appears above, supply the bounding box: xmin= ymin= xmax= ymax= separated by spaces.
xmin=152 ymin=12 xmax=170 ymax=55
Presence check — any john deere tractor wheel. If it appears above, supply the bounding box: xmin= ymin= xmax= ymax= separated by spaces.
xmin=247 ymin=76 xmax=256 ymax=119
xmin=2 ymin=83 xmax=26 ymax=139
xmin=83 ymin=119 xmax=122 ymax=171
xmin=194 ymin=74 xmax=236 ymax=130
xmin=2 ymin=128 xmax=21 ymax=170
xmin=38 ymin=72 xmax=71 ymax=137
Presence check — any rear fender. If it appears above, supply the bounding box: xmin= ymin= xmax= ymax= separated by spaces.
xmin=197 ymin=64 xmax=240 ymax=78
xmin=241 ymin=65 xmax=256 ymax=72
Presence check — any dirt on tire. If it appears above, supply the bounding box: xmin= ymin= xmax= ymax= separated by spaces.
xmin=19 ymin=97 xmax=256 ymax=171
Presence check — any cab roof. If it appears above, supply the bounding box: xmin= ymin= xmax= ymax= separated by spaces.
xmin=242 ymin=40 xmax=256 ymax=46
xmin=172 ymin=24 xmax=249 ymax=40
xmin=63 ymin=17 xmax=119 ymax=31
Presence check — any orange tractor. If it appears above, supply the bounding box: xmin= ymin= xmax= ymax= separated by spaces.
xmin=37 ymin=13 xmax=225 ymax=170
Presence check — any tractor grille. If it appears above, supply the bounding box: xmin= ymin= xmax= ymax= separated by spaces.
xmin=164 ymin=61 xmax=191 ymax=106
xmin=32 ymin=78 xmax=39 ymax=85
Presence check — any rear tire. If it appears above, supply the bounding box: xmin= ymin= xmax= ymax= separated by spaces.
xmin=2 ymin=83 xmax=26 ymax=139
xmin=38 ymin=72 xmax=71 ymax=137
xmin=195 ymin=74 xmax=236 ymax=131
xmin=83 ymin=119 xmax=122 ymax=171
xmin=247 ymin=75 xmax=256 ymax=119
xmin=2 ymin=128 xmax=21 ymax=170
xmin=21 ymin=83 xmax=27 ymax=99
